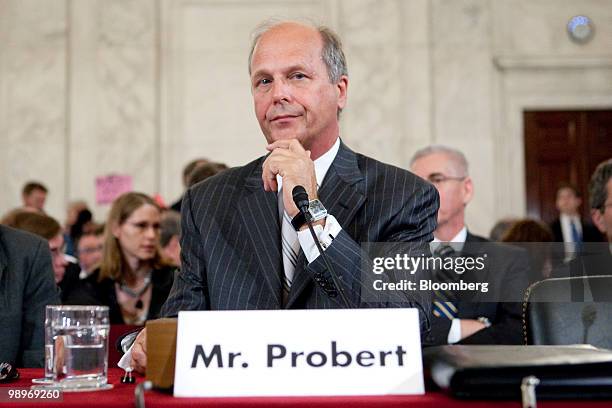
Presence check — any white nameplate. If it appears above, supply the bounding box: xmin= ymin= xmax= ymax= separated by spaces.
xmin=174 ymin=308 xmax=424 ymax=397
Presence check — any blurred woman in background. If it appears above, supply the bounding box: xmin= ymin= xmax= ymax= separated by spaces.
xmin=66 ymin=192 xmax=174 ymax=325
xmin=501 ymin=219 xmax=555 ymax=284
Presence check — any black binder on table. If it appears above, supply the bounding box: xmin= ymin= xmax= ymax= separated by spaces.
xmin=423 ymin=345 xmax=612 ymax=399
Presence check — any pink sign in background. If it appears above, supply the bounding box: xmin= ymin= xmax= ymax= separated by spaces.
xmin=95 ymin=174 xmax=133 ymax=205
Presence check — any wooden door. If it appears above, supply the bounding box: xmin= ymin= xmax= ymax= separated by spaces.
xmin=524 ymin=110 xmax=612 ymax=223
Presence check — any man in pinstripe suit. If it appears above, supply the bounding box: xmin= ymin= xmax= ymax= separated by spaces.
xmin=128 ymin=20 xmax=438 ymax=373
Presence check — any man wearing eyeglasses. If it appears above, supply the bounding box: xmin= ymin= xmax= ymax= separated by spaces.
xmin=0 ymin=225 xmax=60 ymax=367
xmin=9 ymin=211 xmax=88 ymax=305
xmin=590 ymin=159 xmax=612 ymax=246
xmin=410 ymin=145 xmax=529 ymax=345
xmin=10 ymin=211 xmax=69 ymax=285
xmin=563 ymin=159 xmax=612 ymax=291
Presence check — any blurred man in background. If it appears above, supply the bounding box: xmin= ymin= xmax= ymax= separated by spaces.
xmin=11 ymin=211 xmax=80 ymax=302
xmin=550 ymin=184 xmax=603 ymax=262
xmin=75 ymin=224 xmax=105 ymax=279
xmin=590 ymin=159 xmax=612 ymax=244
xmin=21 ymin=181 xmax=48 ymax=213
xmin=170 ymin=158 xmax=209 ymax=212
xmin=560 ymin=159 xmax=612 ymax=300
xmin=186 ymin=162 xmax=228 ymax=188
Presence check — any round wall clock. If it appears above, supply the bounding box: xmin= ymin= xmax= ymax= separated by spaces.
xmin=567 ymin=15 xmax=595 ymax=44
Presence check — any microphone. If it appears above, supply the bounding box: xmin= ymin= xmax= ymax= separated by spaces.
xmin=291 ymin=186 xmax=351 ymax=308
xmin=292 ymin=186 xmax=310 ymax=215
xmin=581 ymin=304 xmax=597 ymax=344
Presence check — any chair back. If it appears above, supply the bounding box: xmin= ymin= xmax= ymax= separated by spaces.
xmin=524 ymin=275 xmax=612 ymax=349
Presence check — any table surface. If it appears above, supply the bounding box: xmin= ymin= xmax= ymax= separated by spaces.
xmin=1 ymin=368 xmax=611 ymax=408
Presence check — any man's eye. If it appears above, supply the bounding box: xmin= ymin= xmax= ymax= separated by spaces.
xmin=258 ymin=78 xmax=271 ymax=86
xmin=292 ymin=73 xmax=305 ymax=80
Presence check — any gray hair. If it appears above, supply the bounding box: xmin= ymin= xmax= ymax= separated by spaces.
xmin=409 ymin=145 xmax=469 ymax=177
xmin=247 ymin=19 xmax=348 ymax=84
xmin=589 ymin=158 xmax=612 ymax=211
xmin=160 ymin=211 xmax=181 ymax=248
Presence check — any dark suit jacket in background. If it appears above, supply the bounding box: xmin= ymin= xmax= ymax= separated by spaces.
xmin=549 ymin=218 xmax=604 ymax=243
xmin=65 ymin=266 xmax=175 ymax=325
xmin=549 ymin=218 xmax=604 ymax=268
xmin=170 ymin=197 xmax=182 ymax=213
xmin=58 ymin=261 xmax=82 ymax=303
xmin=161 ymin=142 xmax=439 ymax=335
xmin=426 ymin=232 xmax=530 ymax=345
xmin=0 ymin=226 xmax=60 ymax=367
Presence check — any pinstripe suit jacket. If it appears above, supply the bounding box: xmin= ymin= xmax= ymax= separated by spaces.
xmin=160 ymin=142 xmax=438 ymax=334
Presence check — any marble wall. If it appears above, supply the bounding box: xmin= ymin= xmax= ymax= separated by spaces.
xmin=0 ymin=0 xmax=68 ymax=222
xmin=1 ymin=0 xmax=612 ymax=236
xmin=69 ymin=0 xmax=158 ymax=216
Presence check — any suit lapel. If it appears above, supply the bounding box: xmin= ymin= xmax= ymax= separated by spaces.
xmin=237 ymin=161 xmax=283 ymax=307
xmin=317 ymin=144 xmax=365 ymax=228
xmin=286 ymin=142 xmax=365 ymax=307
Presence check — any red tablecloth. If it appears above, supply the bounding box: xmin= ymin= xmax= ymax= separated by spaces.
xmin=1 ymin=368 xmax=611 ymax=407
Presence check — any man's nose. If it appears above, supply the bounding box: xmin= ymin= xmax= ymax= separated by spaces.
xmin=271 ymin=78 xmax=291 ymax=103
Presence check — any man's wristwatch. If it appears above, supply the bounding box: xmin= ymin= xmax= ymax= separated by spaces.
xmin=291 ymin=199 xmax=327 ymax=231
xmin=477 ymin=317 xmax=492 ymax=328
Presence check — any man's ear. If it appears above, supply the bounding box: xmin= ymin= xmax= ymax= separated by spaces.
xmin=336 ymin=75 xmax=348 ymax=110
xmin=591 ymin=209 xmax=607 ymax=234
xmin=463 ymin=177 xmax=474 ymax=205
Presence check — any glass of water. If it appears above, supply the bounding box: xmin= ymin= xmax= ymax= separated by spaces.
xmin=31 ymin=305 xmax=61 ymax=385
xmin=46 ymin=306 xmax=110 ymax=390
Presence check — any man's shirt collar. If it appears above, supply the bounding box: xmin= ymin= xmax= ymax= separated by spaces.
xmin=432 ymin=226 xmax=467 ymax=252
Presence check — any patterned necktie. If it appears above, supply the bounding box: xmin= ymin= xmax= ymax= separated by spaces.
xmin=279 ymin=191 xmax=300 ymax=306
xmin=432 ymin=244 xmax=459 ymax=320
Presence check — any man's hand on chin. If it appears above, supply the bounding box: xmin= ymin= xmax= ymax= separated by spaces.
xmin=262 ymin=139 xmax=318 ymax=217
xmin=130 ymin=328 xmax=147 ymax=374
